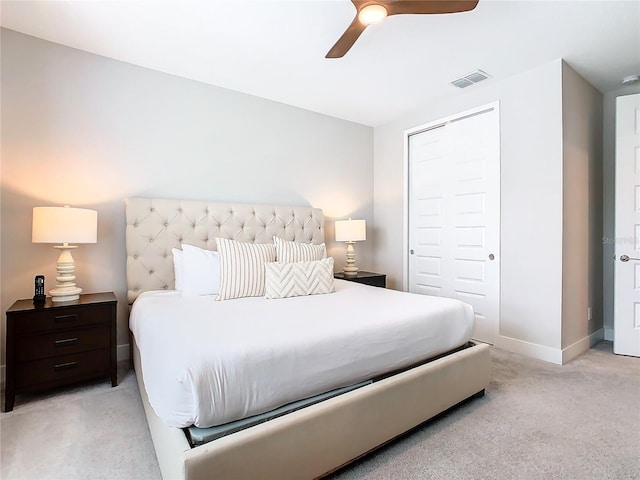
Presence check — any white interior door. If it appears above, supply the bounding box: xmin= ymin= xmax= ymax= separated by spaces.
xmin=614 ymin=93 xmax=640 ymax=357
xmin=407 ymin=105 xmax=500 ymax=344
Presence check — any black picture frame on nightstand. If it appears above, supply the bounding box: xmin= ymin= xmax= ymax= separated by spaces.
xmin=334 ymin=271 xmax=386 ymax=288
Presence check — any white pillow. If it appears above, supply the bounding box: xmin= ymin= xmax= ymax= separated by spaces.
xmin=216 ymin=238 xmax=276 ymax=300
xmin=181 ymin=244 xmax=221 ymax=296
xmin=265 ymin=258 xmax=335 ymax=299
xmin=171 ymin=248 xmax=184 ymax=291
xmin=273 ymin=236 xmax=327 ymax=263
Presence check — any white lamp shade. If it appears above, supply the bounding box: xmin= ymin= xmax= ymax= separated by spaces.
xmin=32 ymin=206 xmax=98 ymax=244
xmin=335 ymin=219 xmax=366 ymax=242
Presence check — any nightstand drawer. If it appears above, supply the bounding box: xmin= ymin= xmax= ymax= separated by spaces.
xmin=5 ymin=292 xmax=117 ymax=412
xmin=13 ymin=304 xmax=110 ymax=335
xmin=15 ymin=349 xmax=110 ymax=390
xmin=15 ymin=325 xmax=110 ymax=363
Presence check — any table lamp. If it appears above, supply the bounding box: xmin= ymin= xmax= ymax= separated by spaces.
xmin=32 ymin=206 xmax=98 ymax=302
xmin=335 ymin=219 xmax=366 ymax=276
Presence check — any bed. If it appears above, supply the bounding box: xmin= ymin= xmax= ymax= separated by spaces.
xmin=126 ymin=197 xmax=490 ymax=479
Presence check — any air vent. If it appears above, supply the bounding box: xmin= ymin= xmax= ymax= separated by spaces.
xmin=451 ymin=78 xmax=474 ymax=88
xmin=450 ymin=69 xmax=491 ymax=88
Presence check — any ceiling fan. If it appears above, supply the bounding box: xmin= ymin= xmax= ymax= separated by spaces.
xmin=326 ymin=0 xmax=480 ymax=58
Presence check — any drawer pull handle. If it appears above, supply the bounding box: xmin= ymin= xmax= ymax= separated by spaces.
xmin=54 ymin=361 xmax=78 ymax=371
xmin=55 ymin=314 xmax=78 ymax=323
xmin=54 ymin=338 xmax=78 ymax=346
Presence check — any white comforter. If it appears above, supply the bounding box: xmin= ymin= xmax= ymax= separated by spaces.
xmin=130 ymin=280 xmax=474 ymax=428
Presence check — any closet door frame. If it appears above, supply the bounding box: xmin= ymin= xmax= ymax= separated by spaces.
xmin=403 ymin=101 xmax=500 ymax=343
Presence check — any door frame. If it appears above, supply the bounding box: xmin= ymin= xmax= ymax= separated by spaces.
xmin=613 ymin=92 xmax=640 ymax=356
xmin=402 ymin=101 xmax=500 ymax=290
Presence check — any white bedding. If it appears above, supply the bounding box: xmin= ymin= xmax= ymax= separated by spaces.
xmin=130 ymin=280 xmax=474 ymax=428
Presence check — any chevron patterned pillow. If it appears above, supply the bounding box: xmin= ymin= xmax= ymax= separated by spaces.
xmin=265 ymin=257 xmax=335 ymax=299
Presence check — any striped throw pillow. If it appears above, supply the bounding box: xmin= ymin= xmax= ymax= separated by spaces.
xmin=265 ymin=258 xmax=335 ymax=299
xmin=273 ymin=236 xmax=327 ymax=263
xmin=216 ymin=238 xmax=276 ymax=300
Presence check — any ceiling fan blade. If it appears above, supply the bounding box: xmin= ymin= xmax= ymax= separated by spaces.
xmin=326 ymin=16 xmax=369 ymax=58
xmin=386 ymin=0 xmax=480 ymax=16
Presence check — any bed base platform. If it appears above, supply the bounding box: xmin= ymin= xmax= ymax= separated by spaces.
xmin=133 ymin=339 xmax=490 ymax=480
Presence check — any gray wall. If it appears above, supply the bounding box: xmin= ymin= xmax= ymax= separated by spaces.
xmin=603 ymin=84 xmax=640 ymax=339
xmin=561 ymin=62 xmax=603 ymax=350
xmin=373 ymin=59 xmax=604 ymax=363
xmin=0 ymin=27 xmax=619 ymax=370
xmin=374 ymin=60 xmax=564 ymax=360
xmin=0 ymin=29 xmax=374 ymax=364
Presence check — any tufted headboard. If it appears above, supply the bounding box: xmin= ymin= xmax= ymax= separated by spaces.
xmin=125 ymin=198 xmax=325 ymax=303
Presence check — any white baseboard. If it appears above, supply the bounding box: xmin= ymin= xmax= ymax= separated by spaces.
xmin=562 ymin=328 xmax=604 ymax=364
xmin=495 ymin=335 xmax=563 ymax=364
xmin=117 ymin=343 xmax=130 ymax=362
xmin=591 ymin=328 xmax=605 ymax=345
xmin=497 ymin=329 xmax=605 ymax=365
xmin=604 ymin=327 xmax=614 ymax=342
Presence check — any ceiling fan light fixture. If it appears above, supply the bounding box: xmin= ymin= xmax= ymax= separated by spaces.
xmin=327 ymin=0 xmax=479 ymax=58
xmin=358 ymin=4 xmax=388 ymax=25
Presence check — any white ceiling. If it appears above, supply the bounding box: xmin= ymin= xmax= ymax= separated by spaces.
xmin=2 ymin=0 xmax=639 ymax=126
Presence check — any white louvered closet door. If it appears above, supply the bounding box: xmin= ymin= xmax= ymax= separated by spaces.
xmin=408 ymin=105 xmax=500 ymax=344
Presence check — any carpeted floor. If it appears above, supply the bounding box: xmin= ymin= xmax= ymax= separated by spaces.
xmin=1 ymin=341 xmax=638 ymax=479
xmin=329 ymin=341 xmax=640 ymax=480
xmin=0 ymin=364 xmax=160 ymax=480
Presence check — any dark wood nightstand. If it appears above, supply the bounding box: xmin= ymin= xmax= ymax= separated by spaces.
xmin=334 ymin=271 xmax=386 ymax=288
xmin=4 ymin=292 xmax=117 ymax=412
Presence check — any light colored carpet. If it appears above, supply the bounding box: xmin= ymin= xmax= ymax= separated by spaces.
xmin=1 ymin=366 xmax=161 ymax=480
xmin=1 ymin=342 xmax=638 ymax=480
xmin=329 ymin=341 xmax=640 ymax=480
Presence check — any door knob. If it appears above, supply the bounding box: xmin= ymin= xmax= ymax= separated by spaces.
xmin=620 ymin=255 xmax=640 ymax=262
xmin=410 ymin=249 xmax=415 ymax=255
xmin=489 ymin=254 xmax=495 ymax=260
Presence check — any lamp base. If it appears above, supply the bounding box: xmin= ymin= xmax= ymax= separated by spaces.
xmin=50 ymin=244 xmax=82 ymax=302
xmin=49 ymin=287 xmax=81 ymax=303
xmin=343 ymin=242 xmax=359 ymax=276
